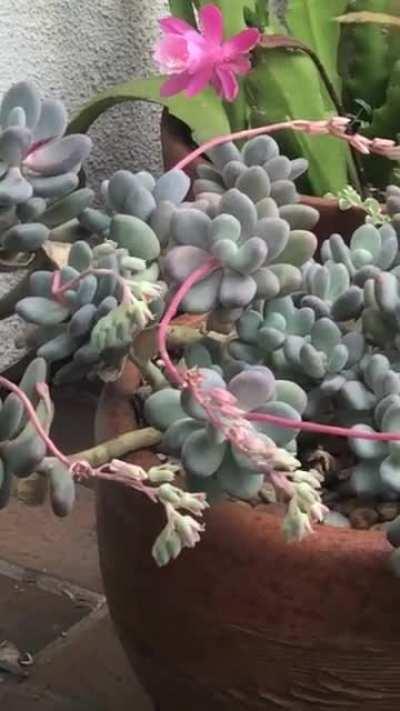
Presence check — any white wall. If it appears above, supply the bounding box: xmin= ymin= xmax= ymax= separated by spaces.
xmin=0 ymin=0 xmax=168 ymax=188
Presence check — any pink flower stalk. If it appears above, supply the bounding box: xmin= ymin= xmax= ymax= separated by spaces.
xmin=154 ymin=4 xmax=260 ymax=102
xmin=184 ymin=370 xmax=299 ymax=478
xmin=173 ymin=117 xmax=400 ymax=173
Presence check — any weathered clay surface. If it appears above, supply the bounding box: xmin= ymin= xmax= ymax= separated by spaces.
xmin=95 ymin=365 xmax=400 ymax=711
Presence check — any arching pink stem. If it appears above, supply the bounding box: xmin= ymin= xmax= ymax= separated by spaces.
xmin=158 ymin=265 xmax=400 ymax=443
xmin=157 ymin=259 xmax=219 ymax=385
xmin=247 ymin=412 xmax=400 ymax=442
xmin=174 ymin=117 xmax=400 ymax=172
xmin=52 ymin=268 xmax=133 ymax=306
xmin=0 ymin=377 xmax=70 ymax=465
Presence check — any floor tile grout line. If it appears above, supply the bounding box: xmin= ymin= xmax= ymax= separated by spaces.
xmin=0 ymin=556 xmax=105 ymax=609
xmin=32 ymin=602 xmax=109 ymax=668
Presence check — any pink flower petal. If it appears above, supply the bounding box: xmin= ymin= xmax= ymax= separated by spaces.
xmin=225 ymin=56 xmax=251 ymax=76
xmin=159 ymin=16 xmax=194 ymax=35
xmin=223 ymin=28 xmax=260 ymax=59
xmin=184 ymin=66 xmax=214 ymax=97
xmin=212 ymin=67 xmax=239 ymax=102
xmin=199 ymin=4 xmax=224 ymax=44
xmin=154 ymin=36 xmax=189 ymax=74
xmin=160 ymin=72 xmax=191 ymax=97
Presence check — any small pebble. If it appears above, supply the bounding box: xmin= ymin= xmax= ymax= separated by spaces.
xmin=349 ymin=507 xmax=379 ymax=530
xmin=322 ymin=510 xmax=351 ymax=528
xmin=386 ymin=515 xmax=400 ymax=548
xmin=371 ymin=522 xmax=391 ymax=532
xmin=337 ymin=498 xmax=360 ymax=516
xmin=376 ymin=502 xmax=400 ymax=522
xmin=321 ymin=488 xmax=340 ymax=504
xmin=387 ymin=548 xmax=400 ymax=578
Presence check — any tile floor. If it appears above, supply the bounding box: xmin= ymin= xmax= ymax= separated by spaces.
xmin=0 ymin=383 xmax=153 ymax=710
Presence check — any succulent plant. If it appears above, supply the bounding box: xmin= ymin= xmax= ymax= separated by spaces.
xmin=0 ymin=81 xmax=93 ymax=257
xmin=0 ymin=357 xmax=75 ymax=516
xmin=144 ymin=364 xmax=306 ymax=499
xmin=5 ymin=77 xmax=400 ymax=572
xmin=162 ymin=137 xmax=318 ymax=322
xmin=15 ymin=236 xmax=165 ymax=384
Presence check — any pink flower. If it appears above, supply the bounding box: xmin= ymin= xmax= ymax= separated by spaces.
xmin=154 ymin=4 xmax=260 ymax=102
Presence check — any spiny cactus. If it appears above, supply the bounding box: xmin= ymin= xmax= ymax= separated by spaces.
xmin=0 ymin=81 xmax=92 ymax=255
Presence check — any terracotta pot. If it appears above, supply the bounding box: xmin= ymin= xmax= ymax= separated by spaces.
xmin=95 ymin=362 xmax=400 ymax=711
xmin=160 ymin=110 xmax=368 ymax=244
xmin=94 ymin=116 xmax=396 ymax=709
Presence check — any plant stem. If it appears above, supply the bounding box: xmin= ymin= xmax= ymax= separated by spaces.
xmin=166 ymin=325 xmax=205 ymax=348
xmin=158 ymin=259 xmax=220 ymax=386
xmin=71 ymin=427 xmax=162 ymax=469
xmin=173 ymin=116 xmax=399 ymax=177
xmin=129 ymin=351 xmax=169 ymax=390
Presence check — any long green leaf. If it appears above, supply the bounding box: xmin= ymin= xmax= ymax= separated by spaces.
xmin=337 ymin=0 xmax=400 ymax=111
xmin=287 ymin=0 xmax=348 ymax=101
xmin=246 ymin=47 xmax=350 ymax=196
xmin=336 ymin=11 xmax=400 ymax=27
xmin=68 ymin=76 xmax=230 ymax=144
xmin=168 ymin=0 xmax=197 ymax=25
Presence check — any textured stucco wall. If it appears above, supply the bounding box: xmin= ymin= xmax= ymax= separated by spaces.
xmin=0 ymin=0 xmax=168 ymax=189
xmin=0 ymin=0 xmax=168 ymax=370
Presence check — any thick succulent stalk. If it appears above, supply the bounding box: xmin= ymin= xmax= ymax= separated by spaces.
xmin=128 ymin=352 xmax=169 ymax=391
xmin=71 ymin=427 xmax=162 ymax=471
xmin=166 ymin=324 xmax=205 ymax=348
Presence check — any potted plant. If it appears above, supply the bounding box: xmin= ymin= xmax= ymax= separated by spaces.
xmin=3 ymin=73 xmax=400 ymax=708
xmin=68 ymin=0 xmax=400 ymax=202
xmin=0 ymin=80 xmax=95 ymax=381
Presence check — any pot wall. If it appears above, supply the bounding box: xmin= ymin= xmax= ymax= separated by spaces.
xmin=95 ymin=365 xmax=400 ymax=711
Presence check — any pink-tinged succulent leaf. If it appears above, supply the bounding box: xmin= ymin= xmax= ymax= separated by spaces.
xmin=0 ymin=166 xmax=33 ymax=205
xmin=0 ymin=127 xmax=31 ymax=166
xmin=32 ymin=99 xmax=68 ymax=143
xmin=228 ymin=369 xmax=275 ymax=411
xmin=0 ymin=81 xmax=41 ymax=130
xmin=163 ymin=245 xmax=211 ymax=283
xmin=24 ymin=135 xmax=92 ymax=177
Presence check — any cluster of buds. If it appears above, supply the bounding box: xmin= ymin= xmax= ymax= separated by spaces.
xmin=106 ymin=459 xmax=209 ymax=566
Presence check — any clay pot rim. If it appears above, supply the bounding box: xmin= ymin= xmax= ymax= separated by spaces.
xmin=97 ymin=359 xmax=390 ymax=560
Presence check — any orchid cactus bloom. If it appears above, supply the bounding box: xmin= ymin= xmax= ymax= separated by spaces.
xmin=154 ymin=3 xmax=260 ymax=102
